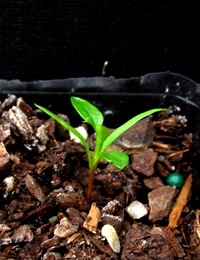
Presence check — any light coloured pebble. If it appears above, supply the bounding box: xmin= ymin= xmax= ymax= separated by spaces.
xmin=0 ymin=237 xmax=13 ymax=245
xmin=3 ymin=176 xmax=15 ymax=198
xmin=126 ymin=200 xmax=148 ymax=219
xmin=69 ymin=126 xmax=88 ymax=144
xmin=0 ymin=224 xmax=11 ymax=232
xmin=49 ymin=216 xmax=57 ymax=224
xmin=101 ymin=224 xmax=121 ymax=253
xmin=36 ymin=124 xmax=49 ymax=145
xmin=42 ymin=251 xmax=61 ymax=260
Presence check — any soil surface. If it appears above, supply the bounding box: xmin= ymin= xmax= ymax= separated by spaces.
xmin=0 ymin=96 xmax=200 ymax=259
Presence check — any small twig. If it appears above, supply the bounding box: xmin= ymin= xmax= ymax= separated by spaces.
xmin=152 ymin=149 xmax=174 ymax=154
xmin=167 ymin=149 xmax=189 ymax=159
xmin=151 ymin=141 xmax=172 ymax=150
xmin=168 ymin=174 xmax=193 ymax=229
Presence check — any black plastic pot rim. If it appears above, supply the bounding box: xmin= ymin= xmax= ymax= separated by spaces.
xmin=0 ymin=71 xmax=199 ymax=96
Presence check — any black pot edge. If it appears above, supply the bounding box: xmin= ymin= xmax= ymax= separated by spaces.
xmin=1 ymin=71 xmax=200 ymax=109
xmin=0 ymin=72 xmax=198 ymax=91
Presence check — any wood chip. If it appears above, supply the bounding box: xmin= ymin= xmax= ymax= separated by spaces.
xmin=24 ymin=173 xmax=46 ymax=203
xmin=168 ymin=174 xmax=193 ymax=229
xmin=67 ymin=232 xmax=81 ymax=244
xmin=162 ymin=226 xmax=185 ymax=258
xmin=87 ymin=233 xmax=118 ymax=259
xmin=12 ymin=224 xmax=34 ymax=243
xmin=0 ymin=142 xmax=10 ymax=170
xmin=194 ymin=209 xmax=200 ymax=247
xmin=83 ymin=202 xmax=101 ymax=232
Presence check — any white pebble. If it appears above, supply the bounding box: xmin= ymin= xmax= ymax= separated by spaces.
xmin=101 ymin=224 xmax=120 ymax=253
xmin=69 ymin=126 xmax=88 ymax=144
xmin=3 ymin=176 xmax=15 ymax=198
xmin=126 ymin=200 xmax=148 ymax=219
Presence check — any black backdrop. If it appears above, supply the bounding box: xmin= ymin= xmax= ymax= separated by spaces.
xmin=1 ymin=1 xmax=200 ymax=82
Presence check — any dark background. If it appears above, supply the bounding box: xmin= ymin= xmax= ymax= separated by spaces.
xmin=0 ymin=1 xmax=200 ymax=82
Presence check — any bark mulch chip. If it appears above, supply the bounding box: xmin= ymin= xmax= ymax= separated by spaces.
xmin=0 ymin=97 xmax=199 ymax=259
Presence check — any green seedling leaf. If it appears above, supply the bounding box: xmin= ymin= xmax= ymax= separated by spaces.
xmin=95 ymin=125 xmax=110 ymax=143
xmin=35 ymin=103 xmax=91 ymax=165
xmin=71 ymin=96 xmax=104 ymax=130
xmin=35 ymin=97 xmax=167 ymax=203
xmin=101 ymin=151 xmax=129 ymax=169
xmin=93 ymin=124 xmax=111 ymax=163
xmin=100 ymin=108 xmax=167 ymax=154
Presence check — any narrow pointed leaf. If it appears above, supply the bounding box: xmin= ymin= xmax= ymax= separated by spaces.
xmin=71 ymin=96 xmax=104 ymax=129
xmin=101 ymin=151 xmax=129 ymax=169
xmin=100 ymin=108 xmax=167 ymax=154
xmin=35 ymin=104 xmax=90 ymax=161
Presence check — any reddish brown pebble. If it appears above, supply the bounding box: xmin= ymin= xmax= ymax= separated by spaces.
xmin=131 ymin=148 xmax=157 ymax=176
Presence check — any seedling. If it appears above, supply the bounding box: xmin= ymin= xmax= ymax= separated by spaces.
xmin=35 ymin=97 xmax=167 ymax=202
